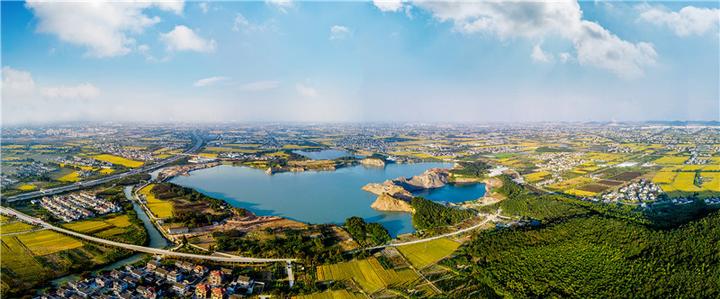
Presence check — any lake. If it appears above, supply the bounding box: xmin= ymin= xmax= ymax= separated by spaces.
xmin=171 ymin=163 xmax=485 ymax=236
xmin=292 ymin=149 xmax=357 ymax=160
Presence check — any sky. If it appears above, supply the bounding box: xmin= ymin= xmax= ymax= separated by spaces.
xmin=1 ymin=0 xmax=719 ymax=125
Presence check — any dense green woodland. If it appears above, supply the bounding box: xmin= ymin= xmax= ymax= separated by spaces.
xmin=411 ymin=197 xmax=474 ymax=230
xmin=436 ymin=176 xmax=720 ymax=298
xmin=344 ymin=216 xmax=391 ymax=247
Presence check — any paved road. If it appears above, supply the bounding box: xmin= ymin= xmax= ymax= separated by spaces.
xmin=0 ymin=207 xmax=296 ymax=264
xmin=3 ymin=132 xmax=204 ymax=203
xmin=362 ymin=211 xmax=499 ymax=251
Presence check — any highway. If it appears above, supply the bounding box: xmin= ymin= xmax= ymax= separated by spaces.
xmin=0 ymin=206 xmax=296 ymax=263
xmin=3 ymin=132 xmax=203 ymax=203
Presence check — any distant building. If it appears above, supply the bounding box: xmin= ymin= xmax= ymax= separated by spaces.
xmin=196 ymin=283 xmax=209 ymax=299
xmin=208 ymin=270 xmax=223 ymax=286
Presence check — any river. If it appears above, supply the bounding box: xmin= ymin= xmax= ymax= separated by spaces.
xmin=170 ymin=163 xmax=485 ymax=236
xmin=50 ymin=185 xmax=168 ymax=286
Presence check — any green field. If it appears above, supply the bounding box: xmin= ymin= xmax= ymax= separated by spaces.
xmin=316 ymin=257 xmax=419 ymax=293
xmin=397 ymin=238 xmax=461 ymax=269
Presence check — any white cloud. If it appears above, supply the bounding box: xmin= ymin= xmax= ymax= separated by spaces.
xmin=198 ymin=2 xmax=209 ymax=14
xmin=558 ymin=52 xmax=572 ymax=63
xmin=161 ymin=25 xmax=216 ymax=53
xmin=232 ymin=13 xmax=250 ymax=32
xmin=41 ymin=83 xmax=100 ymax=99
xmin=374 ymin=0 xmax=404 ymax=12
xmin=238 ymin=80 xmax=280 ymax=92
xmin=1 ymin=67 xmax=36 ymax=98
xmin=193 ymin=76 xmax=229 ymax=87
xmin=330 ymin=25 xmax=351 ymax=40
xmin=266 ymin=0 xmax=292 ymax=13
xmin=411 ymin=0 xmax=657 ymax=79
xmin=531 ymin=44 xmax=553 ymax=63
xmin=25 ymin=1 xmax=183 ymax=58
xmin=638 ymin=5 xmax=720 ymax=37
xmin=295 ymin=83 xmax=318 ymax=97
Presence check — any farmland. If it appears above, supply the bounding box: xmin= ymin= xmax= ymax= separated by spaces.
xmin=139 ymin=184 xmax=174 ymax=219
xmin=63 ymin=214 xmax=141 ymax=243
xmin=92 ymin=154 xmax=144 ymax=168
xmin=316 ymin=257 xmax=419 ymax=293
xmin=397 ymin=238 xmax=461 ymax=269
xmin=57 ymin=170 xmax=81 ymax=182
xmin=293 ymin=290 xmax=365 ymax=299
xmin=16 ymin=230 xmax=83 ymax=255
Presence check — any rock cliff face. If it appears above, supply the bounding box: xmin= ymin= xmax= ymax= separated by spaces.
xmin=395 ymin=168 xmax=449 ymax=190
xmin=360 ymin=157 xmax=386 ymax=167
xmin=362 ymin=181 xmax=412 ymax=200
xmin=370 ymin=193 xmax=414 ymax=213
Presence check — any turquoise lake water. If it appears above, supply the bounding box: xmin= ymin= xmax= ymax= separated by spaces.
xmin=170 ymin=163 xmax=485 ymax=236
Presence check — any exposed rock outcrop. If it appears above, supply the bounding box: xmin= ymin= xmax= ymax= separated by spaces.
xmin=370 ymin=193 xmax=414 ymax=213
xmin=360 ymin=157 xmax=386 ymax=167
xmin=395 ymin=168 xmax=449 ymax=190
xmin=362 ymin=181 xmax=412 ymax=200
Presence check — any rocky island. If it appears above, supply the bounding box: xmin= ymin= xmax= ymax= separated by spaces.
xmin=363 ymin=168 xmax=452 ymax=212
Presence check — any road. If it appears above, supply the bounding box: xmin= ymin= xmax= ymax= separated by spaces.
xmin=3 ymin=132 xmax=204 ymax=203
xmin=362 ymin=211 xmax=499 ymax=251
xmin=0 ymin=206 xmax=296 ymax=263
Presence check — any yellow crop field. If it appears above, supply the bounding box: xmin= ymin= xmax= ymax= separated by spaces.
xmin=17 ymin=184 xmax=37 ymax=191
xmin=1 ymin=221 xmax=35 ymax=234
xmin=105 ymin=215 xmax=131 ymax=227
xmin=293 ymin=290 xmax=365 ymax=299
xmin=565 ymin=189 xmax=598 ymax=197
xmin=700 ymin=172 xmax=720 ymax=192
xmin=93 ymin=154 xmax=144 ymax=168
xmin=139 ymin=184 xmax=174 ymax=218
xmin=16 ymin=230 xmax=82 ymax=256
xmin=525 ymin=171 xmax=551 ymax=182
xmin=652 ymin=172 xmax=677 ymax=184
xmin=397 ymin=238 xmax=460 ymax=269
xmin=0 ymin=236 xmax=45 ymax=278
xmin=654 ymin=156 xmax=689 ymax=165
xmin=547 ymin=177 xmax=592 ymax=191
xmin=671 ymin=172 xmax=701 ymax=192
xmin=198 ymin=152 xmax=218 ymax=158
xmin=99 ymin=168 xmax=115 ymax=174
xmin=316 ymin=257 xmax=418 ymax=293
xmin=58 ymin=171 xmax=81 ymax=182
xmin=63 ymin=220 xmax=112 ymax=234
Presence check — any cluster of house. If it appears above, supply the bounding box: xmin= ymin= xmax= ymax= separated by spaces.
xmin=1 ymin=175 xmax=19 ymax=189
xmin=40 ymin=260 xmax=260 ymax=299
xmin=14 ymin=161 xmax=57 ymax=179
xmin=606 ymin=144 xmax=633 ymax=153
xmin=589 ymin=179 xmax=662 ymax=204
xmin=534 ymin=152 xmax=587 ymax=173
xmin=38 ymin=192 xmax=120 ymax=222
xmin=56 ymin=156 xmax=112 ymax=169
xmin=92 ymin=143 xmax=153 ymax=161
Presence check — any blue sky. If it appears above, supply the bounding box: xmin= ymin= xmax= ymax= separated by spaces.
xmin=2 ymin=1 xmax=718 ymax=124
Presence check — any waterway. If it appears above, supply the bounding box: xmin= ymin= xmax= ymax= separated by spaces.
xmin=50 ymin=185 xmax=168 ymax=286
xmin=170 ymin=163 xmax=486 ymax=236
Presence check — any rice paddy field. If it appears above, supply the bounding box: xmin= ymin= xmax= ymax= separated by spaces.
xmin=16 ymin=230 xmax=83 ymax=256
xmin=139 ymin=184 xmax=174 ymax=218
xmin=525 ymin=171 xmax=551 ymax=182
xmin=17 ymin=184 xmax=36 ymax=191
xmin=293 ymin=290 xmax=365 ymax=299
xmin=92 ymin=154 xmax=144 ymax=168
xmin=653 ymin=156 xmax=689 ymax=165
xmin=0 ymin=221 xmax=35 ymax=234
xmin=397 ymin=238 xmax=461 ymax=269
xmin=316 ymin=257 xmax=419 ymax=293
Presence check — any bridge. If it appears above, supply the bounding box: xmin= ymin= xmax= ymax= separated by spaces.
xmin=0 ymin=206 xmax=296 ymax=264
xmin=3 ymin=132 xmax=204 ymax=203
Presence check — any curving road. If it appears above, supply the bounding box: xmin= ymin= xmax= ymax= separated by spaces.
xmin=0 ymin=206 xmax=295 ymax=263
xmin=3 ymin=132 xmax=204 ymax=203
xmin=361 ymin=210 xmax=500 ymax=251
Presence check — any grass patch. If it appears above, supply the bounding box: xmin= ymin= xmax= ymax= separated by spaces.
xmin=397 ymin=238 xmax=461 ymax=269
